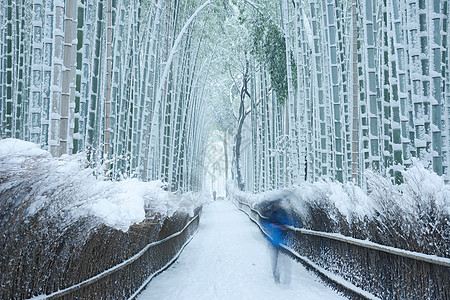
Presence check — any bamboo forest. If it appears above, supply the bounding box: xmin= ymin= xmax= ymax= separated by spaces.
xmin=2 ymin=0 xmax=450 ymax=190
xmin=1 ymin=1 xmax=449 ymax=299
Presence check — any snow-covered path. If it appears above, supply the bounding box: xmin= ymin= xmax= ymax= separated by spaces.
xmin=137 ymin=200 xmax=346 ymax=300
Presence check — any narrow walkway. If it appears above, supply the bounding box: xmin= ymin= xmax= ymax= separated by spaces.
xmin=137 ymin=200 xmax=346 ymax=300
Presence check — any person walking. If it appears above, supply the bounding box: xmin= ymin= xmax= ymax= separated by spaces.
xmin=261 ymin=199 xmax=292 ymax=283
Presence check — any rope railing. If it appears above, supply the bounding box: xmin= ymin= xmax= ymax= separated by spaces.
xmin=31 ymin=212 xmax=200 ymax=299
xmin=234 ymin=197 xmax=450 ymax=300
xmin=289 ymin=227 xmax=450 ymax=268
xmin=234 ymin=198 xmax=450 ymax=267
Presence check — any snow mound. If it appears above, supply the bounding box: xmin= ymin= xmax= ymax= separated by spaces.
xmin=230 ymin=178 xmax=378 ymax=222
xmin=0 ymin=138 xmax=50 ymax=158
xmin=229 ymin=163 xmax=450 ymax=256
xmin=0 ymin=139 xmax=210 ymax=231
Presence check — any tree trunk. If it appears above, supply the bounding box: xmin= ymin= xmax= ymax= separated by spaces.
xmin=49 ymin=2 xmax=65 ymax=156
xmin=224 ymin=129 xmax=229 ymax=181
xmin=104 ymin=0 xmax=112 ymax=175
xmin=351 ymin=0 xmax=359 ymax=182
xmin=233 ymin=60 xmax=252 ymax=191
xmin=235 ymin=118 xmax=245 ymax=191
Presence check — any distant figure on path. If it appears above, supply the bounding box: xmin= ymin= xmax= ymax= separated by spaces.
xmin=212 ymin=191 xmax=217 ymax=201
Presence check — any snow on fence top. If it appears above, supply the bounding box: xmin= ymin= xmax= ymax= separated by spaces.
xmin=0 ymin=138 xmax=210 ymax=231
xmin=229 ymin=161 xmax=450 ymax=257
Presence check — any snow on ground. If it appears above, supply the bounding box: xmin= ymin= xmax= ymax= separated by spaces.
xmin=137 ymin=199 xmax=346 ymax=300
xmin=0 ymin=138 xmax=209 ymax=231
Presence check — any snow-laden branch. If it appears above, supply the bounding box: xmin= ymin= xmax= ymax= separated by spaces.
xmin=154 ymin=0 xmax=214 ymax=106
xmin=228 ymin=65 xmax=240 ymax=121
xmin=143 ymin=0 xmax=215 ymax=180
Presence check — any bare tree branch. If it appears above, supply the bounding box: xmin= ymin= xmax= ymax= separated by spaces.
xmin=228 ymin=65 xmax=239 ymax=121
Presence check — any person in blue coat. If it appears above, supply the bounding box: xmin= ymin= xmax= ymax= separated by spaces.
xmin=261 ymin=199 xmax=293 ymax=283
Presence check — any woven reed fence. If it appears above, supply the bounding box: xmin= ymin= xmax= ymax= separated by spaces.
xmin=0 ymin=208 xmax=200 ymax=300
xmin=48 ymin=209 xmax=200 ymax=300
xmin=234 ymin=196 xmax=449 ymax=300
